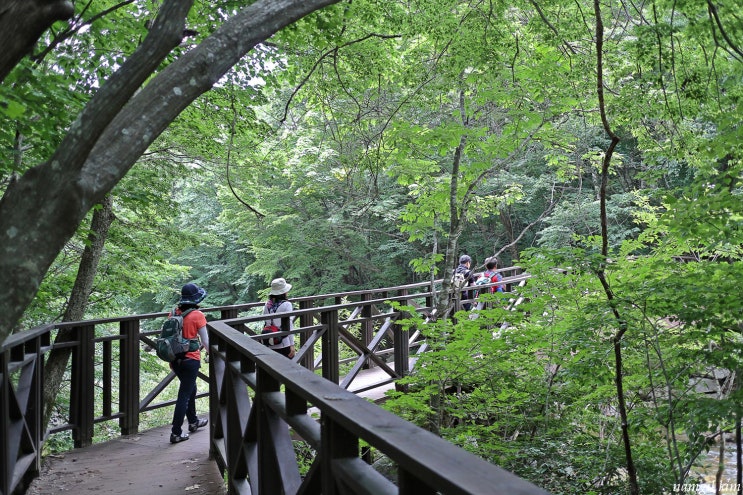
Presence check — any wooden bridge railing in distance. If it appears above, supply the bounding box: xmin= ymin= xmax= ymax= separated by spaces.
xmin=220 ymin=293 xmax=435 ymax=393
xmin=208 ymin=321 xmax=550 ymax=495
xmin=216 ymin=266 xmax=531 ymax=395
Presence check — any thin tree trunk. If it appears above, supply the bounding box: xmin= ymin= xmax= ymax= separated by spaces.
xmin=593 ymin=0 xmax=638 ymax=492
xmin=717 ymin=430 xmax=725 ymax=495
xmin=498 ymin=208 xmax=519 ymax=262
xmin=438 ymin=134 xmax=467 ymax=320
xmin=42 ymin=195 xmax=115 ymax=428
xmin=431 ymin=214 xmax=440 ymax=309
xmin=737 ymin=415 xmax=742 ymax=495
xmin=437 ymin=90 xmax=468 ymax=320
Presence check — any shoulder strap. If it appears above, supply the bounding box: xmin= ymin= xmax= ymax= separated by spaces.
xmin=268 ymin=300 xmax=291 ymax=313
xmin=178 ymin=308 xmax=200 ymax=342
xmin=180 ymin=308 xmax=196 ymax=318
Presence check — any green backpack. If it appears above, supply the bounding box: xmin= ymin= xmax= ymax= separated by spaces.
xmin=155 ymin=308 xmax=200 ymax=362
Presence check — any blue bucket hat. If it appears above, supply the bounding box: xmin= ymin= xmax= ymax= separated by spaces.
xmin=179 ymin=283 xmax=207 ymax=305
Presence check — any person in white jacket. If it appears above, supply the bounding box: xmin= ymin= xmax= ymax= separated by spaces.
xmin=261 ymin=277 xmax=296 ymax=358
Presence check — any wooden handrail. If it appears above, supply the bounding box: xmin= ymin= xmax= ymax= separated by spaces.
xmin=208 ymin=321 xmax=549 ymax=494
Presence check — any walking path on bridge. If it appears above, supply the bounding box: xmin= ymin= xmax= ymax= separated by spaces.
xmin=26 ymin=422 xmax=226 ymax=495
xmin=24 ymin=367 xmax=399 ymax=495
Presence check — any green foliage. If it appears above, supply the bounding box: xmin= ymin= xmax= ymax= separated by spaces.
xmin=6 ymin=0 xmax=743 ymax=488
xmin=386 ymin=213 xmax=743 ymax=491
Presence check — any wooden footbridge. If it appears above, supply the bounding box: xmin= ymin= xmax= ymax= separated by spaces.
xmin=2 ymin=270 xmax=548 ymax=494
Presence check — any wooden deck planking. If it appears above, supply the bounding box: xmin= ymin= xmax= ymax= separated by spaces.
xmin=24 ymin=364 xmax=405 ymax=494
xmin=25 ymin=421 xmax=225 ymax=495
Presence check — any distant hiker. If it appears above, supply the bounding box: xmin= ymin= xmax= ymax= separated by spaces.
xmin=262 ymin=277 xmax=296 ymax=358
xmin=169 ymin=283 xmax=209 ymax=444
xmin=474 ymin=256 xmax=505 ymax=310
xmin=452 ymin=254 xmax=476 ymax=311
xmin=476 ymin=256 xmax=505 ymax=295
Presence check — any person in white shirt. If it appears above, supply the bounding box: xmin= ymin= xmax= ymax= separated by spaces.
xmin=261 ymin=277 xmax=296 ymax=358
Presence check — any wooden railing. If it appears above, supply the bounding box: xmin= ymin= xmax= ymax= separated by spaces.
xmin=207 ymin=320 xmax=549 ymax=495
xmin=1 ymin=269 xmax=536 ymax=494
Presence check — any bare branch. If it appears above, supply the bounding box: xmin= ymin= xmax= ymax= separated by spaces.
xmin=226 ymin=83 xmax=265 ymax=219
xmin=280 ymin=33 xmax=402 ymax=123
xmin=706 ymin=0 xmax=743 ymax=62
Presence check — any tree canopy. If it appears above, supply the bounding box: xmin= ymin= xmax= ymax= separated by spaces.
xmin=2 ymin=0 xmax=742 ymax=492
xmin=0 ymin=0 xmax=342 ymax=335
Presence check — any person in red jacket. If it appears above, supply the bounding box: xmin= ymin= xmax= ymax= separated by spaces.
xmin=479 ymin=256 xmax=504 ymax=294
xmin=169 ymin=283 xmax=209 ymax=444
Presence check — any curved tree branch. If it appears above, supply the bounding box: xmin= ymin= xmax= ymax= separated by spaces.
xmin=526 ymin=0 xmax=577 ymax=56
xmin=706 ymin=0 xmax=743 ymax=62
xmin=0 ymin=0 xmax=341 ymax=335
xmin=0 ymin=0 xmax=75 ymax=82
xmin=226 ymin=82 xmax=265 ymax=219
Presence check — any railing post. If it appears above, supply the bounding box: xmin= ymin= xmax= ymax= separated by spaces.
xmin=207 ymin=332 xmax=219 ymax=462
xmin=256 ymin=365 xmax=284 ymax=495
xmin=321 ymin=417 xmax=359 ymax=495
xmin=0 ymin=346 xmax=8 ymax=495
xmin=119 ymin=319 xmax=140 ymax=435
xmin=223 ymin=341 xmax=253 ymax=492
xmin=220 ymin=308 xmax=239 ymax=319
xmin=426 ymin=279 xmax=435 ymax=311
xmin=320 ymin=308 xmax=340 ymax=384
xmin=299 ymin=299 xmax=315 ymax=371
xmin=102 ymin=341 xmax=112 ymax=418
xmin=393 ymin=317 xmax=410 ymax=393
xmin=70 ymin=324 xmax=95 ymax=448
xmin=360 ymin=293 xmax=373 ymax=369
xmin=26 ymin=334 xmax=43 ymax=484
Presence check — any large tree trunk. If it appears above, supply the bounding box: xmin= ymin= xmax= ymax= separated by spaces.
xmin=0 ymin=0 xmax=74 ymax=83
xmin=437 ymin=141 xmax=465 ymax=321
xmin=0 ymin=0 xmax=341 ymax=342
xmin=42 ymin=195 xmax=115 ymax=428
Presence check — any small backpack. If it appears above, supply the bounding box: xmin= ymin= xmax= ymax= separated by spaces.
xmin=474 ymin=270 xmax=502 ymax=297
xmin=451 ymin=270 xmax=468 ymax=292
xmin=155 ymin=308 xmax=200 ymax=362
xmin=474 ymin=271 xmax=493 ymax=296
xmin=261 ymin=301 xmax=288 ymax=346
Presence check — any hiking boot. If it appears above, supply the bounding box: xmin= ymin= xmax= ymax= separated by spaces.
xmin=170 ymin=432 xmax=189 ymax=443
xmin=188 ymin=418 xmax=208 ymax=433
